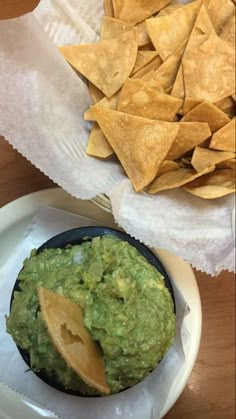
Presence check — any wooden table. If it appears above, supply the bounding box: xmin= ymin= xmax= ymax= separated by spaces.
xmin=0 ymin=136 xmax=235 ymax=418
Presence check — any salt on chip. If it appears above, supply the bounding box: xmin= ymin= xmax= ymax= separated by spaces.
xmin=132 ymin=56 xmax=162 ymax=79
xmin=117 ymin=78 xmax=182 ymax=121
xmin=183 ymin=169 xmax=236 ymax=199
xmin=183 ymin=33 xmax=235 ymax=103
xmin=148 ymin=165 xmax=214 ymax=194
xmin=132 ymin=51 xmax=159 ymax=75
xmin=86 ymin=123 xmax=114 ymax=158
xmin=171 ymin=3 xmax=215 ymax=103
xmin=182 ymin=101 xmax=231 ymax=133
xmin=146 ymin=0 xmax=201 ymax=60
xmin=104 ymin=0 xmax=114 ymax=17
xmin=84 ymin=92 xmax=119 ymax=121
xmin=92 ymin=107 xmax=179 ymax=191
xmin=209 ymin=119 xmax=236 ymax=152
xmin=167 ymin=121 xmax=211 ymax=160
xmin=100 ymin=16 xmax=132 ymax=40
xmin=191 ymin=146 xmax=235 ymax=172
xmin=59 ymin=29 xmax=138 ymax=98
xmin=204 ymin=0 xmax=235 ymax=35
xmin=39 ymin=287 xmax=110 ymax=395
xmin=88 ymin=82 xmax=104 ymax=104
xmin=113 ymin=0 xmax=172 ymax=25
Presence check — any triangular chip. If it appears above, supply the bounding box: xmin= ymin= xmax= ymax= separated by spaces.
xmin=84 ymin=92 xmax=120 ymax=121
xmin=86 ymin=123 xmax=114 ymax=158
xmin=136 ymin=21 xmax=151 ymax=47
xmin=140 ymin=70 xmax=165 ymax=92
xmin=117 ymin=78 xmax=182 ymax=121
xmin=220 ymin=12 xmax=235 ymax=47
xmin=183 ymin=33 xmax=235 ymax=103
xmin=209 ymin=119 xmax=236 ymax=152
xmin=92 ymin=107 xmax=179 ymax=191
xmin=157 ymin=3 xmax=182 ymax=17
xmin=183 ymin=97 xmax=201 ymax=115
xmin=157 ymin=160 xmax=180 ymax=176
xmin=191 ymin=146 xmax=235 ymax=172
xmin=204 ymin=0 xmax=235 ymax=35
xmin=39 ymin=287 xmax=110 ymax=395
xmin=148 ymin=165 xmax=214 ymax=194
xmin=100 ymin=16 xmax=132 ymax=40
xmin=167 ymin=121 xmax=211 ymax=160
xmin=104 ymin=0 xmax=114 ymax=17
xmin=171 ymin=3 xmax=215 ymax=103
xmin=59 ymin=29 xmax=138 ymax=98
xmin=88 ymin=82 xmax=104 ymax=104
xmin=132 ymin=55 xmax=162 ymax=79
xmin=146 ymin=1 xmax=201 ymax=60
xmin=132 ymin=51 xmax=159 ymax=75
xmin=182 ymin=101 xmax=231 ymax=133
xmin=183 ymin=169 xmax=236 ymax=199
xmin=113 ymin=0 xmax=172 ymax=25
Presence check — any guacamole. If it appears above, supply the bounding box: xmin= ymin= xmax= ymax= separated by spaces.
xmin=7 ymin=235 xmax=175 ymax=395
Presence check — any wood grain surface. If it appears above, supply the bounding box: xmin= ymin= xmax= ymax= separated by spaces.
xmin=0 ymin=136 xmax=235 ymax=418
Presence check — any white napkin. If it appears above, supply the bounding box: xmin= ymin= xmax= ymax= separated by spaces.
xmin=0 ymin=0 xmax=234 ymax=275
xmin=0 ymin=207 xmax=189 ymax=419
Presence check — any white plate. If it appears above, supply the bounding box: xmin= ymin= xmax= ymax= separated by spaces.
xmin=0 ymin=188 xmax=202 ymax=419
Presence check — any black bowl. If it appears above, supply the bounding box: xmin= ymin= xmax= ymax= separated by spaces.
xmin=10 ymin=226 xmax=176 ymax=397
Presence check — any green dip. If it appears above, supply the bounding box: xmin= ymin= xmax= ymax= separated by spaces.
xmin=7 ymin=235 xmax=176 ymax=395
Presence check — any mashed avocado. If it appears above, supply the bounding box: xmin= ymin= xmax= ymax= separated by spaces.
xmin=7 ymin=235 xmax=175 ymax=395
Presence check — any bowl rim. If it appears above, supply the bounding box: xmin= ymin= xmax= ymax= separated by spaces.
xmin=10 ymin=226 xmax=176 ymax=398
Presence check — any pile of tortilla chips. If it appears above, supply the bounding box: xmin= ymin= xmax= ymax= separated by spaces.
xmin=59 ymin=0 xmax=235 ymax=199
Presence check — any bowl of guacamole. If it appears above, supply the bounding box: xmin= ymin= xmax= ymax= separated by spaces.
xmin=7 ymin=227 xmax=176 ymax=397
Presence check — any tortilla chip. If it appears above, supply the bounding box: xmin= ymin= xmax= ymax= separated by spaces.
xmin=148 ymin=165 xmax=214 ymax=194
xmin=220 ymin=12 xmax=235 ymax=47
xmin=39 ymin=287 xmax=110 ymax=395
xmin=59 ymin=29 xmax=138 ymax=98
xmin=113 ymin=0 xmax=172 ymax=25
xmin=88 ymin=82 xmax=104 ymax=104
xmin=132 ymin=51 xmax=159 ymax=75
xmin=191 ymin=146 xmax=235 ymax=172
xmin=215 ymin=96 xmax=236 ymax=117
xmin=209 ymin=119 xmax=236 ymax=152
xmin=117 ymin=78 xmax=182 ymax=121
xmin=182 ymin=101 xmax=231 ymax=133
xmin=132 ymin=56 xmax=162 ymax=79
xmin=204 ymin=0 xmax=235 ymax=34
xmin=146 ymin=1 xmax=201 ymax=60
xmin=92 ymin=107 xmax=179 ymax=191
xmin=100 ymin=16 xmax=132 ymax=40
xmin=138 ymin=42 xmax=155 ymax=51
xmin=104 ymin=0 xmax=114 ymax=17
xmin=157 ymin=3 xmax=182 ymax=17
xmin=171 ymin=3 xmax=215 ymax=103
xmin=179 ymin=156 xmax=192 ymax=168
xmin=84 ymin=92 xmax=119 ymax=121
xmin=86 ymin=123 xmax=114 ymax=158
xmin=167 ymin=121 xmax=211 ymax=160
xmin=157 ymin=160 xmax=180 ymax=176
xmin=136 ymin=21 xmax=151 ymax=47
xmin=183 ymin=97 xmax=201 ymax=114
xmin=217 ymin=158 xmax=236 ymax=170
xmin=140 ymin=70 xmax=164 ymax=91
xmin=183 ymin=169 xmax=236 ymax=199
xmin=183 ymin=33 xmax=235 ymax=103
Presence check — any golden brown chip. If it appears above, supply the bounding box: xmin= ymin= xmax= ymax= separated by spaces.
xmin=84 ymin=92 xmax=120 ymax=121
xmin=183 ymin=33 xmax=235 ymax=103
xmin=183 ymin=169 xmax=236 ymax=199
xmin=138 ymin=42 xmax=155 ymax=51
xmin=136 ymin=21 xmax=151 ymax=47
xmin=117 ymin=78 xmax=182 ymax=121
xmin=146 ymin=1 xmax=201 ymax=60
xmin=140 ymin=70 xmax=164 ymax=92
xmin=181 ymin=101 xmax=231 ymax=133
xmin=88 ymin=82 xmax=104 ymax=104
xmin=204 ymin=0 xmax=235 ymax=35
xmin=113 ymin=0 xmax=172 ymax=25
xmin=167 ymin=121 xmax=211 ymax=160
xmin=179 ymin=156 xmax=192 ymax=168
xmin=183 ymin=97 xmax=201 ymax=115
xmin=132 ymin=56 xmax=162 ymax=78
xmin=86 ymin=123 xmax=114 ymax=158
xmin=209 ymin=119 xmax=236 ymax=152
xmin=217 ymin=158 xmax=235 ymax=170
xmin=157 ymin=3 xmax=182 ymax=17
xmin=100 ymin=16 xmax=132 ymax=40
xmin=39 ymin=287 xmax=110 ymax=395
xmin=191 ymin=146 xmax=235 ymax=172
xmin=104 ymin=0 xmax=114 ymax=17
xmin=148 ymin=165 xmax=214 ymax=194
xmin=132 ymin=51 xmax=159 ymax=75
xmin=171 ymin=3 xmax=215 ymax=103
xmin=220 ymin=12 xmax=235 ymax=47
xmin=92 ymin=107 xmax=179 ymax=191
xmin=215 ymin=96 xmax=235 ymax=112
xmin=59 ymin=29 xmax=138 ymax=98
xmin=157 ymin=160 xmax=179 ymax=176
